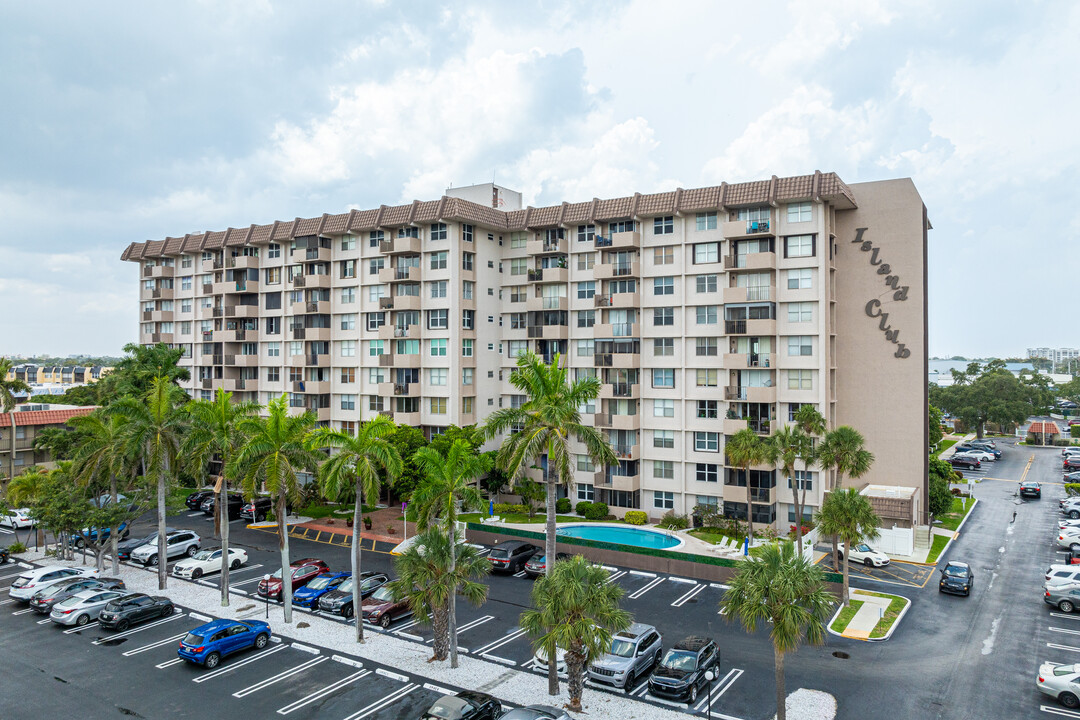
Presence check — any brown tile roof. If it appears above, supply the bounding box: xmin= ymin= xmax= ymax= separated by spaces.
xmin=0 ymin=406 xmax=97 ymax=428
xmin=1029 ymin=421 xmax=1061 ymax=435
xmin=121 ymin=171 xmax=855 ymax=259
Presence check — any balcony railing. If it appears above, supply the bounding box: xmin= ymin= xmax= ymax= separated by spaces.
xmin=594 ymin=353 xmax=613 ymax=368
xmin=527 ymin=269 xmax=544 ymax=282
xmin=394 ymin=325 xmax=412 ymax=338
xmin=613 ymin=444 xmax=634 ymax=459
xmin=746 ymin=286 xmax=771 ymax=302
xmin=594 ymin=294 xmax=611 ymax=308
xmin=725 ymin=320 xmax=747 ymax=335
xmin=292 ymin=327 xmax=306 ymax=340
xmin=393 ymin=383 xmax=411 ymax=396
xmin=746 ymin=220 xmax=770 ymax=234
xmin=202 ymin=331 xmax=213 ymax=341
xmin=610 ymin=382 xmax=634 ymax=397
xmin=293 ymin=275 xmax=306 ymax=287
xmin=611 ymin=323 xmax=633 ymax=337
xmin=595 ymin=235 xmax=613 ymax=248
xmin=378 ymin=354 xmax=393 ymax=367
xmin=747 ymin=352 xmax=770 ymax=367
xmin=379 ymin=297 xmax=394 ymax=310
xmin=612 ymin=262 xmax=634 ymax=276
xmin=725 ymin=386 xmax=748 ymax=401
xmin=527 ymin=326 xmax=543 ymax=338
xmin=212 ymin=307 xmax=224 ymax=317
xmin=306 ymin=301 xmax=320 ymax=313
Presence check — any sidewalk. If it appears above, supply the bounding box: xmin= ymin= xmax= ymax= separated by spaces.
xmin=840 ymin=589 xmax=895 ymax=640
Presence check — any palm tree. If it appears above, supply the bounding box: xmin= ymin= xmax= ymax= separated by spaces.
xmin=70 ymin=411 xmax=135 ymax=576
xmin=483 ymin=351 xmax=616 ymax=695
xmin=767 ymin=425 xmax=814 ymax=555
xmin=7 ymin=465 xmax=48 ymax=549
xmin=520 ymin=555 xmax=632 ymax=712
xmin=792 ymin=406 xmax=826 ymax=545
xmin=232 ymin=395 xmax=320 ymax=624
xmin=410 ymin=439 xmax=488 ymax=668
xmin=817 ymin=426 xmax=875 ymax=566
xmin=816 ymin=488 xmax=880 ymax=605
xmin=720 ymin=540 xmax=834 ymax=720
xmin=0 ymin=357 xmax=30 ymax=413
xmin=725 ymin=428 xmax=770 ymax=545
xmin=307 ymin=416 xmax=401 ymax=642
xmin=386 ymin=527 xmax=490 ymax=662
xmin=113 ymin=376 xmax=188 ymax=590
xmin=184 ymin=388 xmax=260 ymax=606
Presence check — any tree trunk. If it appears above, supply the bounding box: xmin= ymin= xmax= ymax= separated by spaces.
xmin=566 ymin=647 xmax=586 ymax=712
xmin=278 ymin=491 xmax=292 ymax=624
xmin=157 ymin=456 xmax=168 ymax=591
xmin=830 ymin=473 xmax=842 ymax=569
xmin=791 ymin=464 xmax=803 ymax=556
xmin=744 ymin=463 xmax=755 ymax=546
xmin=110 ymin=474 xmax=120 ymax=576
xmin=431 ymin=606 xmax=450 ymax=661
xmin=220 ymin=466 xmax=230 ymax=607
xmin=774 ymin=643 xmax=787 ymax=720
xmin=448 ymin=522 xmax=459 ymax=668
xmin=842 ymin=541 xmax=851 ymax=606
xmin=353 ymin=485 xmax=363 ymax=643
xmin=544 ymin=469 xmax=559 ymax=696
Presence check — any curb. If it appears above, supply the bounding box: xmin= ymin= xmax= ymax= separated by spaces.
xmin=826 ymin=591 xmax=912 ymax=642
xmin=901 ymin=496 xmax=979 ymax=568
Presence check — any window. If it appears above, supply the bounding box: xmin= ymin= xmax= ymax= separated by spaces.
xmin=369 ymin=230 xmax=384 ymax=247
xmin=653 ymin=491 xmax=674 ymax=509
xmin=788 ymin=471 xmax=814 ymax=491
xmin=654 ymin=338 xmax=674 ymax=356
xmin=461 ymin=224 xmax=474 ymax=242
xmin=653 ymin=461 xmax=674 ymax=480
xmin=577 ymin=225 xmax=595 ymax=243
xmin=787 ymin=202 xmax=812 ymax=223
xmin=340 ymin=259 xmax=356 ymax=278
xmin=267 ymin=342 xmax=280 ymax=357
xmin=430 ymin=339 xmax=447 ymax=357
xmin=340 ymin=287 xmax=356 ymax=304
xmin=577 ymin=483 xmax=594 ymax=501
xmin=696 ymin=463 xmax=719 ymax=483
xmin=264 ymin=267 xmax=281 ymax=285
xmin=430 ymin=397 xmax=447 ymax=414
xmin=340 ymin=394 xmax=356 ymax=411
xmin=180 ymin=321 xmax=191 ymax=335
xmin=463 ymin=281 xmax=474 ymax=300
xmin=696 ymin=305 xmax=718 ymax=324
xmin=508 ymin=340 xmax=528 ymax=358
xmin=398 ymin=226 xmax=419 ymax=238
xmin=509 ymin=232 xmax=527 ymax=248
xmin=653 ymin=216 xmax=674 ymax=235
xmin=787 ymin=302 xmax=813 ymax=323
xmin=653 ymin=276 xmax=674 ymax=296
xmin=430 ymin=223 xmax=447 ymax=241
xmin=577 ymin=310 xmax=595 ymax=328
xmin=462 ymin=309 xmax=474 ymax=329
xmin=368 ymin=340 xmax=385 ymax=357
xmin=577 ymin=339 xmax=595 ymax=356
xmin=289 ymin=341 xmax=303 ymax=356
xmin=180 ymin=299 xmax=192 ymax=313
xmin=695 ymin=274 xmax=718 ymax=293
xmin=694 ymin=431 xmax=719 ymax=453
xmin=462 ymin=367 xmax=473 ymax=385
xmin=510 ymin=258 xmax=528 ymax=276
xmin=653 ymin=429 xmax=674 ymax=448
xmin=341 ymin=367 xmax=356 ymax=384
xmin=696 ymin=369 xmax=718 ymax=387
xmin=427 ymin=309 xmax=449 ymax=329
xmin=654 ymin=399 xmax=675 ymax=417
xmin=787 ymin=336 xmax=813 ymax=356
xmin=429 ymin=368 xmax=447 ymax=386
xmin=693 ymin=242 xmax=719 ymax=264
xmin=577 ymin=253 xmax=595 ymax=270
xmin=396 ymin=339 xmax=420 ymax=355
xmin=341 ymin=235 xmax=356 ymax=251
xmin=695 ymin=337 xmax=718 ymax=356
xmin=650 ymin=246 xmax=674 ymax=267
xmin=340 ymin=340 xmax=356 ymax=357
xmin=510 ymin=286 xmax=527 ymax=302
xmin=462 ymin=339 xmax=473 ymax=357
xmin=608 ymin=220 xmax=635 ymax=234
xmin=365 ymin=312 xmax=385 ymax=331
xmin=577 ymin=455 xmax=595 ymax=473
xmin=696 ymin=400 xmax=718 ymax=419
xmin=462 ymin=252 xmax=474 ymax=271
xmin=181 ymin=276 xmax=193 ymax=291
xmin=430 ymin=281 xmax=447 ymax=299
xmin=368 ymin=368 xmax=384 ymax=384
xmin=696 ymin=212 xmax=718 ymax=231
xmin=430 ymin=251 xmax=447 ymax=270
xmin=461 ymin=396 xmax=474 ymax=414
xmin=267 ymin=243 xmax=281 ymax=259
xmin=266 ymin=367 xmax=280 ymax=382
xmin=654 ymin=307 xmax=674 ymax=326
xmin=577 ymin=281 xmax=596 ymax=299
xmin=369 ymin=395 xmax=384 ymax=412
xmin=340 ymin=314 xmax=356 ymax=331
xmin=652 ymin=368 xmax=675 ymax=388
xmin=784 ymin=235 xmax=814 ymax=258
xmin=787 ymin=268 xmax=812 ymax=290
xmin=788 ymin=370 xmax=813 ymax=390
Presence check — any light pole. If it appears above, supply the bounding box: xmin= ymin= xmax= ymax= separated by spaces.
xmin=402 ymin=501 xmax=408 ymax=541
xmin=703 ymin=669 xmax=716 ymax=720
xmin=263 ymin=574 xmax=271 ymax=620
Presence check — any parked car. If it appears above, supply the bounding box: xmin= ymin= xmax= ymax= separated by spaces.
xmin=1061 ymin=497 xmax=1080 ymax=510
xmin=648 ymin=636 xmax=719 ymax=703
xmin=50 ymin=588 xmax=127 ymax=627
xmin=487 ymin=541 xmax=541 ymax=573
xmin=1064 ymin=472 xmax=1080 ymax=484
xmin=98 ymin=593 xmax=175 ymax=630
xmin=1020 ymin=481 xmax=1042 ymax=498
xmin=587 ymin=622 xmax=663 ymax=689
xmin=185 ymin=489 xmax=216 ymax=510
xmin=116 ymin=528 xmax=176 ymax=561
xmin=1064 ymin=447 xmax=1080 ymax=457
xmin=949 ymin=456 xmax=981 ymax=470
xmin=318 ymin=571 xmax=388 ymax=618
xmin=130 ymin=530 xmax=201 ymax=566
xmin=953 ymin=450 xmax=995 ymax=463
xmin=419 ymin=691 xmax=501 ymax=720
xmin=200 ymin=493 xmax=246 ymax=519
xmin=1047 ymin=567 xmax=1080 ymax=587
xmin=360 ymin=585 xmax=412 ymax=628
xmin=70 ymin=521 xmax=129 ymax=549
xmin=8 ymin=566 xmax=99 ymax=600
xmin=1 ymin=508 xmax=34 ymax=529
xmin=1038 ymin=661 xmax=1080 ymax=708
xmin=29 ymin=577 xmax=125 ymax=615
xmin=1065 ymin=458 xmax=1080 ymax=472
xmin=172 ymin=547 xmax=248 ymax=579
xmin=523 ymin=553 xmax=571 ymax=578
xmin=1060 ymin=529 xmax=1080 ymax=551
xmin=837 ymin=542 xmax=891 ymax=568
xmin=239 ymin=497 xmax=275 ymax=522
xmin=966 ymin=440 xmax=999 ymax=451
xmin=497 ymin=705 xmax=571 ymax=720
xmin=532 ymin=645 xmax=567 ymax=676
xmin=257 ymin=558 xmax=329 ymax=600
xmin=292 ymin=571 xmax=350 ymax=609
xmin=1046 ymin=583 xmax=1080 ymax=613
xmin=177 ymin=619 xmax=272 ymax=668
xmin=939 ymin=561 xmax=974 ymax=596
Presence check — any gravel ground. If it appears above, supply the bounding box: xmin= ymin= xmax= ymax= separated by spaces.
xmin=13 ymin=550 xmax=835 ymax=720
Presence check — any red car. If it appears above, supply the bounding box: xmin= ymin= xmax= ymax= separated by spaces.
xmin=1065 ymin=458 xmax=1080 ymax=472
xmin=257 ymin=558 xmax=329 ymax=600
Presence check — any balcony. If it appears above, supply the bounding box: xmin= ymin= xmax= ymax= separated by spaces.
xmin=294 ymin=274 xmax=330 ymax=289
xmin=595 ymin=230 xmax=641 ymax=250
xmin=723 ymin=285 xmax=775 ymax=304
xmin=599 ymin=382 xmax=638 ymax=400
xmin=724 ymin=386 xmax=777 ymax=404
xmin=149 ymin=333 xmax=174 ymax=344
xmin=201 ymin=258 xmax=218 ymax=273
xmin=526 ymin=237 xmax=567 ymax=255
xmin=379 ymin=324 xmax=420 ymax=341
xmin=224 ymin=304 xmax=260 ymax=319
xmin=527 ymin=267 xmax=569 ymax=283
xmin=593 ymin=352 xmax=639 ymax=369
xmin=724 ymin=318 xmax=776 ymax=336
xmin=306 ymin=354 xmax=330 ymax=368
xmin=379 ymin=266 xmax=421 ymax=283
xmin=224 ymin=354 xmax=259 ymax=367
xmin=148 ymin=287 xmax=174 ymax=300
xmin=394 ymin=411 xmax=421 ymax=427
xmin=379 ymin=236 xmax=421 ymax=255
xmin=225 ymin=256 xmax=260 ymax=270
xmin=143 ymin=310 xmax=174 ymax=322
xmin=594 ymin=322 xmax=637 ymax=339
xmin=526 ymin=324 xmax=568 ymax=340
xmin=222 ymin=377 xmax=249 ymax=392
xmin=594 ymin=291 xmax=639 ymax=309
xmin=593 ymin=261 xmax=640 ymax=280
xmin=724 ymin=252 xmax=776 ymax=271
xmin=723 ymin=352 xmax=771 ymax=369
xmin=290 ymin=380 xmax=329 ymax=395
xmin=525 ymin=295 xmax=567 ymax=313
xmin=196 ymin=305 xmax=218 ymax=320
xmin=592 ymin=470 xmax=640 ymax=492
xmin=292 ymin=246 xmax=331 ymax=262
xmin=612 ymin=443 xmax=639 ymax=461
xmin=213 ymin=280 xmax=260 ymax=295
xmin=143 ymin=265 xmax=175 ymax=278
xmin=723 ymin=417 xmax=749 ymax=434
xmin=722 ymin=219 xmax=774 ymax=239
xmin=591 ymin=413 xmax=639 ymax=430
xmin=378 ymin=382 xmax=420 ymax=398
xmin=387 ymin=294 xmax=421 ymax=311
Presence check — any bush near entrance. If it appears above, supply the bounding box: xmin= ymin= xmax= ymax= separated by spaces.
xmin=624 ymin=510 xmax=647 ymax=525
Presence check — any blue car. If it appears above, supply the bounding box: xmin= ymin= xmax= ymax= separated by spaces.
xmin=177 ymin=619 xmax=272 ymax=668
xmin=70 ymin=521 xmax=129 ymax=549
xmin=291 ymin=571 xmax=350 ymax=609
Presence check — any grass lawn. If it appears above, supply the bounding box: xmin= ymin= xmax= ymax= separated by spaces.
xmin=938 ymin=496 xmax=975 ymax=532
xmin=829 ymin=600 xmax=864 ymax=633
xmin=936 ymin=438 xmax=958 ymax=456
xmin=926 ymin=533 xmax=950 ymax=564
xmin=689 ymin=527 xmax=742 ymax=545
xmin=870 ymin=596 xmax=908 ymax=638
xmin=459 ymin=512 xmax=599 ymax=524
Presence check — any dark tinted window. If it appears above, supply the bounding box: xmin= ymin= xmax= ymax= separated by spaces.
xmin=183 ymin=633 xmax=204 ymax=645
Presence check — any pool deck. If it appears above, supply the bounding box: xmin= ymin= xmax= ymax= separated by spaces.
xmin=484 ymin=520 xmax=749 ymax=560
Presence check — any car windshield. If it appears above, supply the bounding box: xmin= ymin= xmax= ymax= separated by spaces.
xmin=192 ymin=550 xmax=214 ymax=561
xmin=270 ymin=569 xmax=283 ymax=579
xmin=104 ymin=600 xmax=124 ymax=611
xmin=609 ymin=638 xmax=636 ymax=658
xmin=531 ymin=555 xmax=547 ymax=564
xmin=55 ymin=596 xmax=81 ymax=609
xmin=371 ymin=586 xmax=394 ymax=602
xmin=944 ymin=565 xmax=967 ymax=577
xmin=1054 ymin=665 xmax=1080 ymax=676
xmin=489 ymin=549 xmax=510 ymax=559
xmin=182 ymin=633 xmax=203 ymax=646
xmin=337 ymin=579 xmax=353 ymax=593
xmin=424 ymin=696 xmax=470 ymax=720
xmin=661 ymin=649 xmax=697 ymax=671
xmin=306 ymin=576 xmax=334 ymax=590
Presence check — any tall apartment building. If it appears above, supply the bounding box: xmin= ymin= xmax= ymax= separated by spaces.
xmin=121 ymin=172 xmax=930 ymax=530
xmin=1028 ymin=347 xmax=1080 ymax=365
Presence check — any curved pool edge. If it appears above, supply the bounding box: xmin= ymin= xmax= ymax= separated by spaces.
xmin=552 ymin=522 xmax=686 ymax=551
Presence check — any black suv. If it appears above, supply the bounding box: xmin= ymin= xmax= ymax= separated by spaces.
xmin=185 ymin=489 xmax=216 ymax=511
xmin=648 ymin=636 xmax=719 ymax=703
xmin=487 ymin=541 xmax=541 ymax=573
xmin=201 ymin=493 xmax=246 ymax=519
xmin=949 ymin=456 xmax=981 ymax=470
xmin=98 ymin=593 xmax=175 ymax=630
xmin=240 ymin=497 xmax=275 ymax=522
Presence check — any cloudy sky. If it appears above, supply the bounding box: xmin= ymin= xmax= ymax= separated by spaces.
xmin=0 ymin=0 xmax=1075 ymax=358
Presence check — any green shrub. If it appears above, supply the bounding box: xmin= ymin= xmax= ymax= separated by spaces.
xmin=1066 ymin=483 xmax=1080 ymax=497
xmin=624 ymin=510 xmax=647 ymax=525
xmin=494 ymin=503 xmax=515 ymax=515
xmin=7 ymin=541 xmax=26 ymax=554
xmin=1072 ymin=425 xmax=1080 ymax=438
xmin=583 ymin=502 xmax=608 ymax=520
xmin=575 ymin=501 xmax=593 ymax=516
xmin=1055 ymin=439 xmax=1073 ymax=446
xmin=555 ymin=497 xmax=572 ymax=514
xmin=657 ymin=510 xmax=690 ymax=530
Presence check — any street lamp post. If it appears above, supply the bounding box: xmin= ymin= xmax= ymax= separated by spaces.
xmin=263 ymin=574 xmax=270 ymax=620
xmin=703 ymin=669 xmax=716 ymax=720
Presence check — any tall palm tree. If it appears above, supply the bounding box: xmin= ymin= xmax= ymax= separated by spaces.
xmin=483 ymin=351 xmax=616 ymax=695
xmin=386 ymin=527 xmax=490 ymax=662
xmin=725 ymin=428 xmax=770 ymax=545
xmin=410 ymin=439 xmax=488 ymax=668
xmin=184 ymin=388 xmax=260 ymax=606
xmin=816 ymin=488 xmax=881 ymax=605
xmin=0 ymin=357 xmax=30 ymax=413
xmin=70 ymin=411 xmax=135 ymax=576
xmin=113 ymin=376 xmax=188 ymax=590
xmin=817 ymin=426 xmax=875 ymax=565
xmin=232 ymin=395 xmax=320 ymax=623
xmin=720 ymin=540 xmax=834 ymax=720
xmin=7 ymin=465 xmax=48 ymax=549
xmin=767 ymin=425 xmax=814 ymax=554
xmin=520 ymin=555 xmax=632 ymax=712
xmin=307 ymin=416 xmax=401 ymax=642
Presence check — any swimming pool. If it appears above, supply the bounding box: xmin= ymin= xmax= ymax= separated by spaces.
xmin=556 ymin=524 xmax=683 ymax=550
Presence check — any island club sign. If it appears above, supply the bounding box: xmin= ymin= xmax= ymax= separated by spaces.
xmin=852 ymin=227 xmax=911 ymax=359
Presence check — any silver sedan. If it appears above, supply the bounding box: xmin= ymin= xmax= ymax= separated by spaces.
xmin=50 ymin=589 xmax=127 ymax=627
xmin=1038 ymin=662 xmax=1080 ymax=709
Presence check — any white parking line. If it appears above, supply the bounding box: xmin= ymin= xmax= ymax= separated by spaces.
xmin=36 ymin=617 xmax=51 ymax=625
xmin=92 ymin=612 xmax=185 ymax=643
xmin=473 ymin=627 xmax=527 ymax=656
xmin=668 ymin=576 xmax=696 ymax=585
xmin=156 ymin=658 xmax=185 ymax=669
xmin=605 ymin=571 xmax=627 ymax=584
xmin=1047 ymin=643 xmax=1080 ymax=653
xmin=513 ymin=571 xmax=527 ymax=578
xmin=671 ymin=583 xmax=706 ymax=607
xmin=375 ymin=668 xmax=409 ymax=682
xmin=225 ymin=564 xmax=264 ymax=576
xmin=232 ymin=656 xmax=328 ymax=697
xmin=277 ymin=669 xmax=371 ymax=715
xmin=192 ymin=644 xmax=287 ymax=682
xmin=187 ymin=512 xmax=203 ymax=518
xmin=1052 ymin=613 xmax=1080 ymax=621
xmin=230 ymin=576 xmax=264 ymax=588
xmin=122 ymin=632 xmax=189 ymax=656
xmin=629 ymin=679 xmax=649 ymax=697
xmin=427 ymin=615 xmax=492 ymax=643
xmin=63 ymin=621 xmax=99 ymax=634
xmin=12 ymin=608 xmax=35 ymax=615
xmin=692 ymin=668 xmax=744 ymax=712
xmin=480 ymin=654 xmax=517 ymax=666
xmin=390 ymin=613 xmax=428 ymax=634
xmin=0 ymin=570 xmax=29 ymax=580
xmin=344 ymin=684 xmax=418 ymax=720
xmin=0 ymin=599 xmax=14 ymax=605
xmin=1042 ymin=706 xmax=1080 ymax=718
xmin=1051 ymin=626 xmax=1080 ymax=636
xmin=628 ymin=570 xmax=656 ymax=578
xmin=628 ymin=577 xmax=664 ymax=599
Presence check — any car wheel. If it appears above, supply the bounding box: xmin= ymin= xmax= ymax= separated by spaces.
xmin=255 ymin=633 xmax=269 ymax=649
xmin=186 ymin=545 xmax=197 ymax=557
xmin=162 ymin=605 xmax=173 ymax=618
xmin=624 ymin=669 xmax=635 ymax=691
xmin=148 ymin=554 xmax=159 ymax=567
xmin=379 ymin=614 xmax=392 ymax=628
xmin=256 ymin=513 xmax=266 ymax=523
xmin=864 ymin=558 xmax=874 ymax=567
xmin=204 ymin=652 xmax=221 ymax=669
xmin=1062 ymin=692 xmax=1080 ymax=709
xmin=689 ymin=683 xmax=698 ymax=703
xmin=75 ymin=538 xmax=85 ymax=549
xmin=192 ymin=568 xmax=203 ymax=580
xmin=230 ymin=559 xmax=241 ymax=570
xmin=76 ymin=613 xmax=89 ymax=627
xmin=343 ymin=605 xmax=353 ymax=619
xmin=1071 ymin=511 xmax=1079 ymax=519
xmin=1062 ymin=600 xmax=1076 ymax=613
xmin=116 ymin=619 xmax=130 ymax=631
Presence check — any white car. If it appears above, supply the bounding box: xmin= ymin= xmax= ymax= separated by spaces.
xmin=1038 ymin=661 xmax=1080 ymax=709
xmin=172 ymin=547 xmax=248 ymax=579
xmin=1 ymin=508 xmax=34 ymax=529
xmin=1047 ymin=566 xmax=1080 ymax=585
xmin=953 ymin=449 xmax=995 ymax=462
xmin=533 ymin=645 xmax=567 ymax=676
xmin=130 ymin=530 xmax=201 ymax=566
xmin=50 ymin=588 xmax=127 ymax=627
xmin=8 ymin=566 xmax=99 ymax=600
xmin=837 ymin=542 xmax=890 ymax=568
xmin=1059 ymin=519 xmax=1080 ymax=531
xmin=1058 ymin=529 xmax=1080 ymax=552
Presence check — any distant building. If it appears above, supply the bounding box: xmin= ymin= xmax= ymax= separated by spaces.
xmin=1028 ymin=348 xmax=1080 ymax=365
xmin=4 ymin=364 xmax=112 ymax=399
xmin=0 ymin=403 xmax=97 ymax=482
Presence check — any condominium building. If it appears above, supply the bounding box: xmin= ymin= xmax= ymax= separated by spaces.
xmin=1 ymin=403 xmax=97 ymax=482
xmin=121 ymin=172 xmax=930 ymax=530
xmin=1028 ymin=347 xmax=1080 ymax=365
xmin=4 ymin=364 xmax=112 ymax=399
